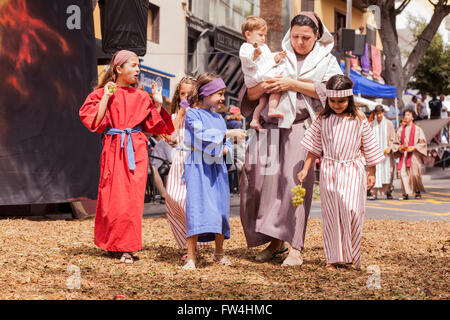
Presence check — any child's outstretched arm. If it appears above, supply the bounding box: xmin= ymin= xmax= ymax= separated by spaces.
xmin=297 ymin=152 xmax=318 ymax=183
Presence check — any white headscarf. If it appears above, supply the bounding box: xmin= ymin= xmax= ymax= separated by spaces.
xmin=276 ymin=16 xmax=343 ymax=129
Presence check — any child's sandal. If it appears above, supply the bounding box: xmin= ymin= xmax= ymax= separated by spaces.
xmin=213 ymin=253 xmax=232 ymax=266
xmin=119 ymin=253 xmax=134 ymax=264
xmin=182 ymin=259 xmax=196 ymax=270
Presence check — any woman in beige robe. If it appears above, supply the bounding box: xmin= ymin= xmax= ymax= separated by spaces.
xmin=239 ymin=12 xmax=342 ymax=267
xmin=393 ymin=110 xmax=427 ymax=200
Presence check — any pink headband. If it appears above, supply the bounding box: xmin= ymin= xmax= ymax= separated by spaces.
xmin=198 ymin=78 xmax=226 ymax=99
xmin=326 ymin=89 xmax=353 ymax=98
xmin=113 ymin=50 xmax=137 ymax=67
xmin=112 ymin=50 xmax=137 ymax=81
xmin=298 ymin=11 xmax=319 ymax=30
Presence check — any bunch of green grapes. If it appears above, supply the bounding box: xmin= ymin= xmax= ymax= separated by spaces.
xmin=291 ymin=185 xmax=306 ymax=207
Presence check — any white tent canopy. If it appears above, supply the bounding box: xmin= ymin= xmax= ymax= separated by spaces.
xmin=354 ymin=95 xmax=389 ymax=112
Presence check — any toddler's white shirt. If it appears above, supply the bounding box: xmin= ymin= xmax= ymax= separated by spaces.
xmin=239 ymin=43 xmax=286 ymax=88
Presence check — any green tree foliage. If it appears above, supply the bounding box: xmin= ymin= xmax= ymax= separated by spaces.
xmin=407 ymin=16 xmax=449 ymax=95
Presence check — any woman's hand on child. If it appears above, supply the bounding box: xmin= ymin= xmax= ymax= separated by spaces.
xmin=265 ymin=76 xmax=292 ymax=93
xmin=223 ymin=147 xmax=229 ymax=156
xmin=297 ymin=170 xmax=308 ymax=183
xmin=367 ymin=174 xmax=376 ymax=190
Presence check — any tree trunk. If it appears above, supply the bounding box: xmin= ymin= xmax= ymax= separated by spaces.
xmin=260 ymin=0 xmax=283 ymax=51
xmin=366 ymin=0 xmax=450 ymax=109
xmin=378 ymin=1 xmax=405 ymax=107
xmin=402 ymin=2 xmax=450 ymax=88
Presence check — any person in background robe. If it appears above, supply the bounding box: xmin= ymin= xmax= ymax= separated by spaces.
xmin=79 ymin=50 xmax=174 ymax=264
xmin=370 ymin=105 xmax=396 ymax=200
xmin=393 ymin=109 xmax=427 ymax=200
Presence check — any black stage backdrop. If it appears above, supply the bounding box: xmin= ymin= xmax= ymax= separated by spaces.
xmin=99 ymin=0 xmax=148 ymax=56
xmin=0 ymin=0 xmax=100 ymax=205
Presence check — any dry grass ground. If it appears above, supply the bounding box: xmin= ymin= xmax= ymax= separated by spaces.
xmin=0 ymin=216 xmax=448 ymax=300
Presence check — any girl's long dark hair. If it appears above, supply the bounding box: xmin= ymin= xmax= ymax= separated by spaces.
xmin=319 ymin=74 xmax=365 ymax=121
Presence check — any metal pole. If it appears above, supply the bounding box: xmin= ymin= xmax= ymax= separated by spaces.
xmin=395 ymin=97 xmax=399 ymax=129
xmin=345 ymin=0 xmax=352 ymax=77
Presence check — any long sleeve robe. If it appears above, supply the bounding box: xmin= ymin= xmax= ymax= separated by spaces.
xmin=302 ymin=115 xmax=385 ymax=267
xmin=183 ymin=108 xmax=233 ymax=242
xmin=371 ymin=117 xmax=396 ymax=196
xmin=79 ymin=86 xmax=174 ymax=252
xmin=393 ymin=123 xmax=427 ymax=196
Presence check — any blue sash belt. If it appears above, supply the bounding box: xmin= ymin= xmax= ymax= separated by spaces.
xmin=106 ymin=126 xmax=142 ymax=170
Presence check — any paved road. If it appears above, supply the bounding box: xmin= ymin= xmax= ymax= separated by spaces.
xmin=144 ymin=170 xmax=450 ymax=221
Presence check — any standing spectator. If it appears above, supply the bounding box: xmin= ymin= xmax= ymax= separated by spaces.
xmin=386 ymin=98 xmax=400 ymax=129
xmin=418 ymin=93 xmax=428 ymax=120
xmin=405 ymin=96 xmax=418 ymax=112
xmin=429 ymin=93 xmax=443 ymax=119
xmin=225 ymin=106 xmax=245 ymax=129
xmin=440 ymin=94 xmax=449 ymax=143
xmin=440 ymin=94 xmax=448 ymax=119
xmin=149 ymin=135 xmax=173 ymax=202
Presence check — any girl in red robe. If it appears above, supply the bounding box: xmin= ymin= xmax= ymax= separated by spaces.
xmin=79 ymin=50 xmax=174 ymax=264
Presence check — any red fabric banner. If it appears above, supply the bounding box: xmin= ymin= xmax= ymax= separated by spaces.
xmin=371 ymin=45 xmax=382 ymax=79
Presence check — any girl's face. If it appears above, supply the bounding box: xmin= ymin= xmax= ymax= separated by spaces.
xmin=290 ymin=25 xmax=318 ymax=56
xmin=328 ymin=97 xmax=349 ymax=114
xmin=116 ymin=56 xmax=140 ymax=85
xmin=179 ymin=83 xmax=193 ymax=101
xmin=203 ymin=89 xmax=225 ymax=108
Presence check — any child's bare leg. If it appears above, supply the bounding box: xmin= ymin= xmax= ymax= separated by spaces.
xmin=267 ymin=92 xmax=284 ymax=119
xmin=183 ymin=235 xmax=198 ymax=269
xmin=250 ymin=95 xmax=268 ymax=130
xmin=213 ymin=234 xmax=231 ymax=265
xmin=152 ymin=167 xmax=166 ymax=198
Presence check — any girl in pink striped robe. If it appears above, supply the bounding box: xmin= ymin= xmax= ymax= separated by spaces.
xmin=298 ymin=75 xmax=384 ymax=270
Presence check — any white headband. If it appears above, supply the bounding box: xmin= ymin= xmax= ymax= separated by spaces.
xmin=326 ymin=89 xmax=353 ymax=98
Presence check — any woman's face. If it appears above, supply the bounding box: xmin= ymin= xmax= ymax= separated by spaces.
xmin=328 ymin=97 xmax=349 ymax=114
xmin=116 ymin=56 xmax=140 ymax=85
xmin=179 ymin=83 xmax=193 ymax=101
xmin=290 ymin=25 xmax=318 ymax=56
xmin=203 ymin=89 xmax=225 ymax=108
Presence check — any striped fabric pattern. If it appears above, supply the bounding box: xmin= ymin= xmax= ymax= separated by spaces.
xmin=301 ymin=114 xmax=384 ymax=267
xmin=326 ymin=89 xmax=353 ymax=98
xmin=165 ymin=120 xmax=210 ymax=249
